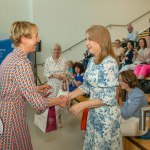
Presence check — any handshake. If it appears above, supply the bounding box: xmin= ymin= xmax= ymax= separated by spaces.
xmin=57 ymin=95 xmax=70 ymax=107
xmin=36 ymin=84 xmax=83 ymax=115
xmin=56 ymin=95 xmax=83 ymax=115
xmin=37 ymin=84 xmax=69 ymax=107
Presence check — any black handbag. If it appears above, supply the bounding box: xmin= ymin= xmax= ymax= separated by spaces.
xmin=139 ymin=80 xmax=150 ymax=94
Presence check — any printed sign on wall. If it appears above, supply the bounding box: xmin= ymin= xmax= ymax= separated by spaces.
xmin=0 ymin=38 xmax=14 ymax=64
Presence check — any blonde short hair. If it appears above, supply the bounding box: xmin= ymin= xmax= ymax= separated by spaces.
xmin=10 ymin=21 xmax=38 ymax=46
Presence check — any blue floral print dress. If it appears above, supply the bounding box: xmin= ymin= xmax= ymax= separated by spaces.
xmin=79 ymin=56 xmax=121 ymax=150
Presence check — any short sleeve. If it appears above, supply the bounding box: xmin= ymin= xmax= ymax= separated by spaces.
xmin=79 ymin=81 xmax=90 ymax=94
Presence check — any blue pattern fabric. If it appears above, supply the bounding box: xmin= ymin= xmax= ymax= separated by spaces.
xmin=79 ymin=56 xmax=121 ymax=150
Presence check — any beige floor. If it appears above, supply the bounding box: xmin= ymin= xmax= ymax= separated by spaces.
xmin=26 ymin=103 xmax=84 ymax=150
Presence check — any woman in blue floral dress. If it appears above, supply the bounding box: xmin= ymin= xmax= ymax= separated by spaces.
xmin=62 ymin=25 xmax=121 ymax=149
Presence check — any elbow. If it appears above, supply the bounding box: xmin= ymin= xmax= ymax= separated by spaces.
xmin=121 ymin=109 xmax=131 ymax=119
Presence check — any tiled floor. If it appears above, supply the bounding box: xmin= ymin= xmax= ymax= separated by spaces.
xmin=27 ymin=103 xmax=84 ymax=150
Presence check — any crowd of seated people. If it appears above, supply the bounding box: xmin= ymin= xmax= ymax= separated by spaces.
xmin=119 ymin=38 xmax=150 ymax=73
xmin=111 ymin=25 xmax=150 ymax=81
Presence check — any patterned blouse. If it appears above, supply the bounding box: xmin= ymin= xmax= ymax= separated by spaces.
xmin=0 ymin=48 xmax=49 ymax=150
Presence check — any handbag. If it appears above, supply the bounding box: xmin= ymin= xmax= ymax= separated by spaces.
xmin=46 ymin=106 xmax=57 ymax=132
xmin=139 ymin=80 xmax=150 ymax=94
xmin=34 ymin=89 xmax=57 ymax=133
xmin=34 ymin=106 xmax=57 ymax=133
xmin=81 ymin=108 xmax=89 ymax=131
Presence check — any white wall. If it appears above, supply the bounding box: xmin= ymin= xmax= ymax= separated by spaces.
xmin=32 ymin=0 xmax=150 ymax=64
xmin=0 ymin=0 xmax=32 ymax=35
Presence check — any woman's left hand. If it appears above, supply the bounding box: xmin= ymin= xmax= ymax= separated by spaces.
xmin=69 ymin=103 xmax=83 ymax=115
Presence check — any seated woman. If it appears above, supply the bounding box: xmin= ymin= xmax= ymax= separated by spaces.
xmin=134 ymin=64 xmax=150 ymax=80
xmin=113 ymin=39 xmax=125 ymax=62
xmin=119 ymin=41 xmax=134 ymax=71
xmin=120 ymin=38 xmax=150 ymax=72
xmin=134 ymin=44 xmax=150 ymax=79
xmin=68 ymin=62 xmax=85 ymax=92
xmin=119 ymin=70 xmax=149 ymax=136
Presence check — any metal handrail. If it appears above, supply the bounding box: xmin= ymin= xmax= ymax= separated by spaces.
xmin=106 ymin=11 xmax=150 ymax=28
xmin=62 ymin=38 xmax=86 ymax=54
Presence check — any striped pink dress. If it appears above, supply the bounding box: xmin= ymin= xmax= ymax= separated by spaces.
xmin=0 ymin=48 xmax=49 ymax=150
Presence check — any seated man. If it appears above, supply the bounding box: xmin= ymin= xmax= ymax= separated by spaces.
xmin=122 ymin=24 xmax=139 ymax=48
